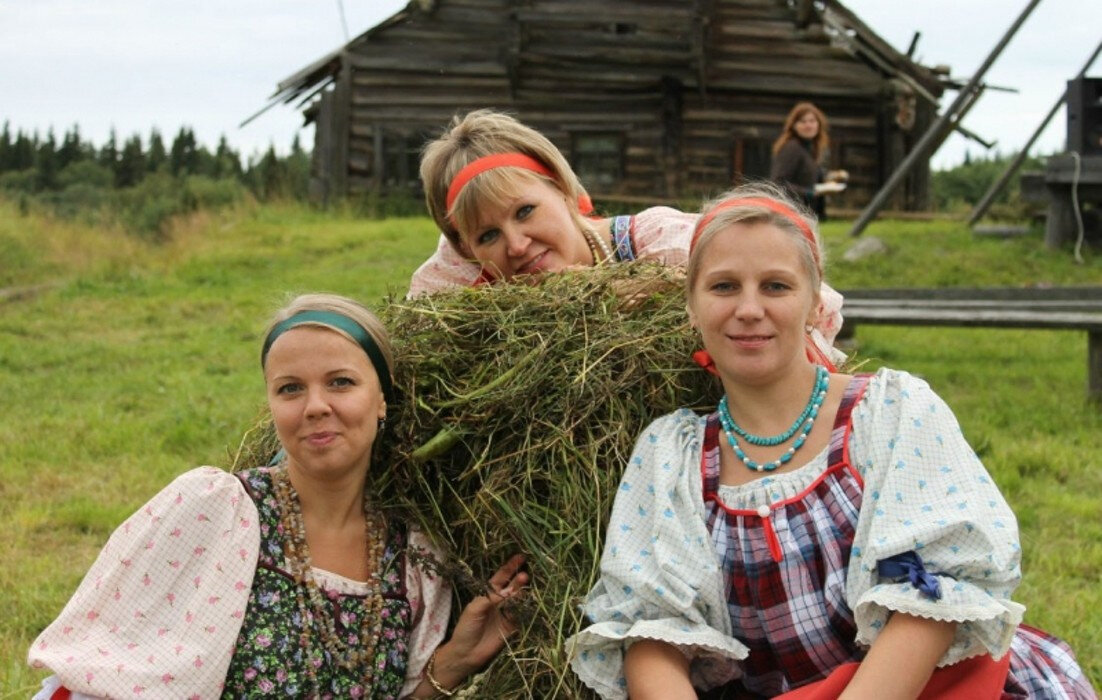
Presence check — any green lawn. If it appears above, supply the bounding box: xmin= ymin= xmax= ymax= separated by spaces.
xmin=1 ymin=199 xmax=1099 ymax=696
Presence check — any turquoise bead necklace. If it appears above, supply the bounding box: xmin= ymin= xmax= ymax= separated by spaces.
xmin=717 ymin=364 xmax=829 ymax=472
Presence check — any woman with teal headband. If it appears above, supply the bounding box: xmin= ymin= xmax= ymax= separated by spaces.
xmin=29 ymin=293 xmax=528 ymax=699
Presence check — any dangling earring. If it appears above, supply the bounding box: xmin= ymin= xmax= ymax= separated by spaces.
xmin=804 ymin=323 xmax=815 ymax=334
xmin=377 ymin=417 xmax=387 ymax=432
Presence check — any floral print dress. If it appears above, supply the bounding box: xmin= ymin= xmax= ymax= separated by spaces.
xmin=224 ymin=467 xmax=413 ymax=699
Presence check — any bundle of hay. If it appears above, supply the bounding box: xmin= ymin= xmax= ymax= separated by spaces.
xmin=234 ymin=263 xmax=722 ymax=698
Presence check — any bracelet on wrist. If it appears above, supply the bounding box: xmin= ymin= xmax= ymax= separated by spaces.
xmin=424 ymin=648 xmax=460 ymax=697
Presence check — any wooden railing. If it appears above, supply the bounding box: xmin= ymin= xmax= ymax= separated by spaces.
xmin=838 ymin=286 xmax=1102 ymax=401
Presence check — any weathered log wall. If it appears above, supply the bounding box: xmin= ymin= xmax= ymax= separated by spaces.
xmin=308 ymin=0 xmax=937 ymax=210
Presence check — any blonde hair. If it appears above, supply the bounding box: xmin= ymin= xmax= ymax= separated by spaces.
xmin=686 ymin=182 xmax=824 ymax=298
xmin=419 ymin=109 xmax=593 ymax=253
xmin=772 ymin=101 xmax=830 ymax=161
xmin=262 ymin=293 xmax=395 ymax=388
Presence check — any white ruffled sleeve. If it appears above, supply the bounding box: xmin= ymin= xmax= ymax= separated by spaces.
xmin=630 ymin=206 xmax=696 ymax=266
xmin=401 ymin=530 xmax=453 ymax=698
xmin=407 ymin=234 xmax=481 ymax=298
xmin=846 ymin=369 xmax=1024 ymax=665
xmin=28 ymin=467 xmax=260 ymax=699
xmin=566 ymin=410 xmax=747 ymax=699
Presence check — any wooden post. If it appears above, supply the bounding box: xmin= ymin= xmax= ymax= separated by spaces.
xmin=968 ymin=40 xmax=1102 ymax=226
xmin=848 ymin=0 xmax=1042 ymax=238
xmin=331 ymin=51 xmax=352 ymax=198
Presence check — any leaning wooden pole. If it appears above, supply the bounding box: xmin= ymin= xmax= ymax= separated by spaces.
xmin=966 ymin=39 xmax=1102 ymax=226
xmin=848 ymin=0 xmax=1043 ymax=238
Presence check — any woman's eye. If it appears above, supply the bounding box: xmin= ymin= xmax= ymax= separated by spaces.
xmin=476 ymin=229 xmax=500 ymax=246
xmin=276 ymin=382 xmax=302 ymax=395
xmin=516 ymin=204 xmax=534 ymax=220
xmin=764 ymin=281 xmax=792 ymax=292
xmin=330 ymin=376 xmax=355 ymax=388
xmin=710 ymin=281 xmax=734 ymax=293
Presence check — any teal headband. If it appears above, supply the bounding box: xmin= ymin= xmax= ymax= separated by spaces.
xmin=261 ymin=310 xmax=395 ymax=405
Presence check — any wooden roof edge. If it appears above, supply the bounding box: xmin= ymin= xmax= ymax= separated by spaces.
xmin=263 ymin=2 xmax=416 ymax=107
xmin=819 ymin=0 xmax=947 ymax=96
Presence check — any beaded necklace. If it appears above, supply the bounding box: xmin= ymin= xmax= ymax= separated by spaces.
xmin=270 ymin=466 xmax=386 ymax=693
xmin=718 ymin=364 xmax=829 ymax=473
xmin=581 ymin=223 xmax=613 ymax=265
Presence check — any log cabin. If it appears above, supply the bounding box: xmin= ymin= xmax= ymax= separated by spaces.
xmin=260 ymin=0 xmax=951 ymax=210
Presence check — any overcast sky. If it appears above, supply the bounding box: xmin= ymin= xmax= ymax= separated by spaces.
xmin=1 ymin=0 xmax=1098 ymax=169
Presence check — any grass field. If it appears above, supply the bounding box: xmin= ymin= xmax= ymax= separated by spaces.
xmin=1 ymin=198 xmax=1099 ymax=695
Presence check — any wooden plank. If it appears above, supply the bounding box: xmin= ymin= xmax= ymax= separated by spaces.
xmin=347 ymin=53 xmax=507 ymax=76
xmin=840 ymin=287 xmax=1102 ymax=301
xmin=839 ymin=308 xmax=1102 ymax=331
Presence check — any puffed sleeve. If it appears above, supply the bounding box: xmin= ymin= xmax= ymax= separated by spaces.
xmin=846 ymin=369 xmax=1024 ymax=665
xmin=629 ymin=206 xmax=697 ymax=266
xmin=28 ymin=467 xmax=260 ymax=699
xmin=401 ymin=530 xmax=453 ymax=698
xmin=566 ymin=410 xmax=747 ymax=699
xmin=407 ymin=234 xmax=481 ymax=298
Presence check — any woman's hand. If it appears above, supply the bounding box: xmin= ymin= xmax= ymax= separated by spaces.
xmin=408 ymin=554 xmax=528 ymax=698
xmin=447 ymin=553 xmax=529 ymax=670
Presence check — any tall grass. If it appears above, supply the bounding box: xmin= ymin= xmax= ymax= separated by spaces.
xmin=1 ymin=198 xmax=1099 ymax=695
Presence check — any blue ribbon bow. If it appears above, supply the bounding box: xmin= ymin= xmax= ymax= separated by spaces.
xmin=877 ymin=551 xmax=942 ymax=601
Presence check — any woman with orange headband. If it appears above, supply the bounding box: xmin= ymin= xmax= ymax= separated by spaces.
xmin=411 ymin=109 xmax=845 ymax=363
xmin=567 ymin=183 xmax=1094 ymax=700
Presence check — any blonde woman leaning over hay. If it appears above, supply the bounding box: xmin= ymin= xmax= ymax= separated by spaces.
xmin=567 ymin=184 xmax=1096 ymax=699
xmin=28 ymin=293 xmax=527 ymax=700
xmin=410 ymin=109 xmax=844 ymax=366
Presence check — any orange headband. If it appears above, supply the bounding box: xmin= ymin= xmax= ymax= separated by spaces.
xmin=445 ymin=152 xmax=593 ymax=218
xmin=691 ymin=197 xmax=821 ymax=272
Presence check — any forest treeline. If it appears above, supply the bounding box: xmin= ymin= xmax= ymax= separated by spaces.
xmin=1 ymin=121 xmax=1043 ymax=236
xmin=0 ymin=122 xmax=309 ymax=235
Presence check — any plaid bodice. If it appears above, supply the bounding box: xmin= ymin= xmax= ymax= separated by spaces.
xmin=701 ymin=375 xmax=871 ymax=697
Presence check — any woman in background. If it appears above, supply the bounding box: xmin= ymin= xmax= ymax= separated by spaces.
xmin=770 ymin=102 xmax=848 ymax=219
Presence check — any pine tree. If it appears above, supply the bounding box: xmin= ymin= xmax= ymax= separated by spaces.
xmin=286 ymin=134 xmax=311 ymax=199
xmin=147 ymin=128 xmax=167 ymax=173
xmin=169 ymin=126 xmax=199 ymax=176
xmin=57 ymin=125 xmax=87 ymax=170
xmin=12 ymin=129 xmax=37 ymax=170
xmin=35 ymin=128 xmax=60 ymax=190
xmin=214 ymin=135 xmax=242 ymax=179
xmin=256 ymin=144 xmax=284 ymax=199
xmin=0 ymin=121 xmax=12 ymax=172
xmin=99 ymin=128 xmax=120 ymax=186
xmin=117 ymin=134 xmax=146 ymax=187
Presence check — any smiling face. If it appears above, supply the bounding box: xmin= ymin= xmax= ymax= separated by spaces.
xmin=458 ymin=175 xmax=592 ymax=282
xmin=688 ymin=221 xmax=819 ymax=386
xmin=794 ymin=111 xmax=820 ymax=141
xmin=264 ymin=326 xmax=386 ymax=482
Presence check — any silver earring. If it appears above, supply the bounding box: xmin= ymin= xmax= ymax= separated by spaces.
xmin=378 ymin=417 xmax=387 ymax=432
xmin=805 ymin=323 xmax=814 ymax=334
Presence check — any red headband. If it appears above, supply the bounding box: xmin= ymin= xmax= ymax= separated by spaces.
xmin=445 ymin=152 xmax=593 ymax=219
xmin=690 ymin=197 xmax=821 ymax=272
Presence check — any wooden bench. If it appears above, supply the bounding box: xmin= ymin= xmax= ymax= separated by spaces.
xmin=838 ymin=286 xmax=1102 ymax=401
